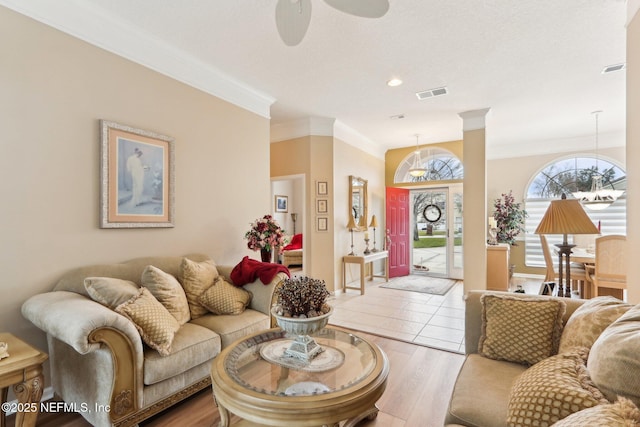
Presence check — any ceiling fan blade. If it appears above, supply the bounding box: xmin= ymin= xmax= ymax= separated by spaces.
xmin=275 ymin=0 xmax=312 ymax=46
xmin=323 ymin=0 xmax=389 ymax=18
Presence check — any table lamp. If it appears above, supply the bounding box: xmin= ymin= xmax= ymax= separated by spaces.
xmin=347 ymin=215 xmax=358 ymax=255
xmin=369 ymin=215 xmax=379 ymax=252
xmin=535 ymin=194 xmax=599 ymax=296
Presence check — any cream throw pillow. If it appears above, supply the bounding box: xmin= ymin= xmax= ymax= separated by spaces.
xmin=180 ymin=258 xmax=218 ymax=319
xmin=588 ymin=303 xmax=640 ymax=408
xmin=115 ymin=288 xmax=180 ymax=356
xmin=507 ymin=347 xmax=608 ymax=427
xmin=558 ymin=296 xmax=632 ymax=354
xmin=141 ymin=265 xmax=190 ymax=325
xmin=199 ymin=276 xmax=252 ymax=315
xmin=84 ymin=277 xmax=139 ymax=309
xmin=479 ymin=294 xmax=565 ymax=366
xmin=552 ymin=397 xmax=640 ymax=427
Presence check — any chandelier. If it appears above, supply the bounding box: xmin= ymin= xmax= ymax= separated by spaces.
xmin=408 ymin=134 xmax=426 ymax=177
xmin=572 ymin=111 xmax=624 ymax=210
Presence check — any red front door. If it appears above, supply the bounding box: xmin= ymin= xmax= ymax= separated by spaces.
xmin=386 ymin=187 xmax=410 ymax=278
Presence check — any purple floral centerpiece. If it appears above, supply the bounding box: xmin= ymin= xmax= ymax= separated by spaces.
xmin=245 ymin=214 xmax=286 ymax=262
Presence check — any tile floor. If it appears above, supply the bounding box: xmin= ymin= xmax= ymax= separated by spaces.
xmin=329 ymin=277 xmax=467 ymax=353
xmin=329 ymin=276 xmax=542 ymax=354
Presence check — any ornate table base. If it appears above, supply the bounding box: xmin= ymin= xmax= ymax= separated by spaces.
xmin=0 ymin=333 xmax=48 ymax=427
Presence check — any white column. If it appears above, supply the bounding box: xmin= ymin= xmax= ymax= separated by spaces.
xmin=459 ymin=108 xmax=491 ymax=293
xmin=626 ymin=4 xmax=640 ymax=303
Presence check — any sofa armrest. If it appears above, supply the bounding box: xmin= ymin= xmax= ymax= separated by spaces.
xmin=22 ymin=291 xmax=143 ymax=355
xmin=464 ymin=290 xmax=587 ymax=355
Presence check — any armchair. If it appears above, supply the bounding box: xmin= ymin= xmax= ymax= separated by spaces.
xmin=282 ymin=233 xmax=303 ymax=268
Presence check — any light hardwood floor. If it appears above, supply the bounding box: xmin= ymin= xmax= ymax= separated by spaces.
xmin=9 ymin=328 xmax=465 ymax=427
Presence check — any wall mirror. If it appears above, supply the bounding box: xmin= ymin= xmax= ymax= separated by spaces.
xmin=349 ymin=175 xmax=368 ymax=231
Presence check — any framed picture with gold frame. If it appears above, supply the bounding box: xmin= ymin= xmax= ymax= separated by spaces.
xmin=100 ymin=120 xmax=175 ymax=228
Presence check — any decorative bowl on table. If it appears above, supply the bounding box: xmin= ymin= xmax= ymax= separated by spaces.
xmin=271 ymin=306 xmax=333 ymax=362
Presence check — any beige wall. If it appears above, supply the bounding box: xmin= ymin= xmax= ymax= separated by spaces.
xmin=271 ymin=134 xmax=384 ymax=291
xmin=334 ymin=139 xmax=385 ymax=288
xmin=627 ymin=9 xmax=640 ymax=303
xmin=0 ymin=6 xmax=271 ymax=358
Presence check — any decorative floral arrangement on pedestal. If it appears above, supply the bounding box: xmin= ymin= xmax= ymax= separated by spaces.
xmin=492 ymin=191 xmax=528 ymax=245
xmin=273 ymin=276 xmax=331 ymax=318
xmin=271 ymin=276 xmax=332 ymax=361
xmin=244 ymin=214 xmax=285 ymax=262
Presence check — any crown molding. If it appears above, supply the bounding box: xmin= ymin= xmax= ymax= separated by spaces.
xmin=270 ymin=117 xmax=336 ymax=142
xmin=0 ymin=0 xmax=275 ymax=118
xmin=334 ymin=121 xmax=386 ymax=159
xmin=270 ymin=118 xmax=385 ymax=159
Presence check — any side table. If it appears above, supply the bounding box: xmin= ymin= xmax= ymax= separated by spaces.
xmin=342 ymin=250 xmax=389 ymax=295
xmin=0 ymin=333 xmax=48 ymax=427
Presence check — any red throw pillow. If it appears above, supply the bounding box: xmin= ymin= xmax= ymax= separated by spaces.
xmin=283 ymin=234 xmax=303 ymax=251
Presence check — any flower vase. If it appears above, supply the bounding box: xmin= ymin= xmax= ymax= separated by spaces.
xmin=260 ymin=248 xmax=272 ymax=263
xmin=271 ymin=306 xmax=333 ymax=362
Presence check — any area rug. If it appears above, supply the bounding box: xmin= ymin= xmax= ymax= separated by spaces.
xmin=380 ymin=275 xmax=457 ymax=295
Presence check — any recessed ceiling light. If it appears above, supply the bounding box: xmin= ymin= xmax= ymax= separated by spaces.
xmin=602 ymin=63 xmax=626 ymax=74
xmin=387 ymin=78 xmax=403 ymax=87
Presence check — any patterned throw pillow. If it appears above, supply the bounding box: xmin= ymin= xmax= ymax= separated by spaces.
xmin=84 ymin=277 xmax=140 ymax=309
xmin=115 ymin=288 xmax=180 ymax=356
xmin=552 ymin=397 xmax=640 ymax=427
xmin=199 ymin=276 xmax=252 ymax=315
xmin=558 ymin=296 xmax=632 ymax=354
xmin=507 ymin=347 xmax=608 ymax=427
xmin=179 ymin=258 xmax=218 ymax=319
xmin=479 ymin=294 xmax=566 ymax=365
xmin=141 ymin=265 xmax=191 ymax=325
xmin=588 ymin=304 xmax=640 ymax=407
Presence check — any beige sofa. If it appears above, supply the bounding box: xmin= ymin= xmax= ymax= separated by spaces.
xmin=21 ymin=254 xmax=287 ymax=427
xmin=445 ymin=290 xmax=640 ymax=427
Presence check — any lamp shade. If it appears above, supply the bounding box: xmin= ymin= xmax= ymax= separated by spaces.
xmin=535 ymin=196 xmax=599 ymax=235
xmin=369 ymin=215 xmax=378 ymax=228
xmin=358 ymin=215 xmax=367 ymax=228
xmin=346 ymin=215 xmax=357 ymax=230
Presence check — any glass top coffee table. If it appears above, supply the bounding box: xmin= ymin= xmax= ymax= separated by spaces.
xmin=210 ymin=326 xmax=389 ymax=427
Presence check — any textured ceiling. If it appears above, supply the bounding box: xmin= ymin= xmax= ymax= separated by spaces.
xmin=5 ymin=0 xmax=628 ymax=158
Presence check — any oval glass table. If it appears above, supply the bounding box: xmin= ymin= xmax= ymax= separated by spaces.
xmin=210 ymin=326 xmax=389 ymax=427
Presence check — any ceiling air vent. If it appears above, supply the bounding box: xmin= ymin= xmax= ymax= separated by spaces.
xmin=602 ymin=63 xmax=625 ymax=74
xmin=416 ymin=86 xmax=448 ymax=100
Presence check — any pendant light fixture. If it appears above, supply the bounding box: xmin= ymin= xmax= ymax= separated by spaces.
xmin=408 ymin=134 xmax=426 ymax=178
xmin=572 ymin=111 xmax=624 ymax=210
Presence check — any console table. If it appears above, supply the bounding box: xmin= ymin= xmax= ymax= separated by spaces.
xmin=342 ymin=250 xmax=389 ymax=295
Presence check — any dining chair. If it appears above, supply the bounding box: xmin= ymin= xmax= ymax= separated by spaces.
xmin=540 ymin=234 xmax=589 ymax=297
xmin=586 ymin=235 xmax=627 ymax=300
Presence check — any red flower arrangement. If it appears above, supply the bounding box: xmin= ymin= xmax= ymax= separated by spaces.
xmin=244 ymin=214 xmax=286 ymax=252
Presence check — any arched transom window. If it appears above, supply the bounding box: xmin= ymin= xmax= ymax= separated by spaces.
xmin=524 ymin=155 xmax=626 ymax=267
xmin=394 ymin=147 xmax=463 ymax=183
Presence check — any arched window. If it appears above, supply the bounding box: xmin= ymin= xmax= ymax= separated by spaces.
xmin=394 ymin=147 xmax=463 ymax=183
xmin=524 ymin=155 xmax=626 ymax=267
